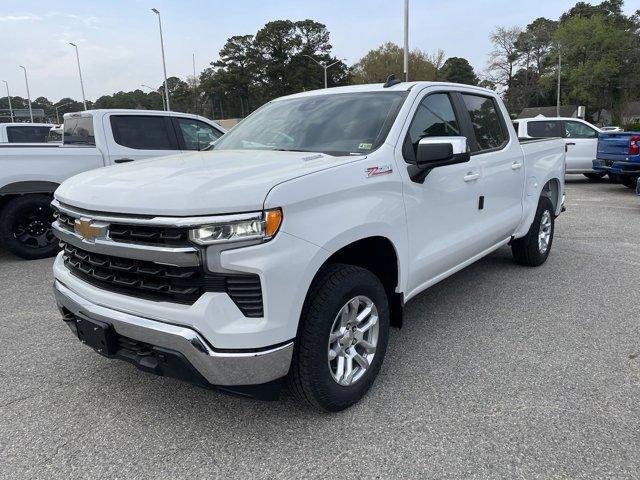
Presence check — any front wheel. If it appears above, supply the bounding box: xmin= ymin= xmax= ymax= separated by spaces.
xmin=287 ymin=264 xmax=390 ymax=411
xmin=0 ymin=195 xmax=58 ymax=260
xmin=511 ymin=196 xmax=555 ymax=267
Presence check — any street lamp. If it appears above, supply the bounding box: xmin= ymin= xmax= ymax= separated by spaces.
xmin=69 ymin=42 xmax=87 ymax=110
xmin=2 ymin=80 xmax=13 ymax=122
xmin=403 ymin=0 xmax=409 ymax=82
xmin=19 ymin=65 xmax=33 ymax=122
xmin=54 ymin=101 xmax=73 ymax=124
xmin=304 ymin=55 xmax=346 ymax=89
xmin=151 ymin=8 xmax=170 ymax=111
xmin=141 ymin=84 xmax=166 ymax=110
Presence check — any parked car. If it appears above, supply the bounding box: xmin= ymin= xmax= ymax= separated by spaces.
xmin=513 ymin=117 xmax=603 ymax=179
xmin=52 ymin=81 xmax=566 ymax=411
xmin=0 ymin=123 xmax=55 ymax=143
xmin=0 ymin=110 xmax=224 ymax=259
xmin=593 ymin=132 xmax=640 ymax=189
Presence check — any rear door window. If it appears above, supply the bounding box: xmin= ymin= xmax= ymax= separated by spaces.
xmin=461 ymin=94 xmax=508 ymax=152
xmin=175 ymin=118 xmax=222 ymax=150
xmin=527 ymin=121 xmax=563 ymax=138
xmin=110 ymin=115 xmax=178 ymax=150
xmin=6 ymin=126 xmax=52 ymax=143
xmin=63 ymin=117 xmax=95 ymax=145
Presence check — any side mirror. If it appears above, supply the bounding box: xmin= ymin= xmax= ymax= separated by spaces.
xmin=409 ymin=136 xmax=470 ymax=183
xmin=197 ymin=131 xmax=210 ymax=151
xmin=416 ymin=136 xmax=470 ymax=168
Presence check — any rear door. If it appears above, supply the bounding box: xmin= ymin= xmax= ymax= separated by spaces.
xmin=563 ymin=120 xmax=599 ymax=172
xmin=457 ymin=92 xmax=524 ymax=247
xmin=104 ymin=114 xmax=180 ymax=164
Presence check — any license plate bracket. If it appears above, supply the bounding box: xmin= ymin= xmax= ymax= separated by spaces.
xmin=76 ymin=316 xmax=118 ymax=356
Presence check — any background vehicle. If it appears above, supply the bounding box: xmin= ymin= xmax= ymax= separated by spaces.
xmin=47 ymin=125 xmax=63 ymax=143
xmin=52 ymin=82 xmax=565 ymax=411
xmin=593 ymin=132 xmax=640 ymax=189
xmin=0 ymin=109 xmax=224 ymax=259
xmin=513 ymin=117 xmax=603 ymax=179
xmin=0 ymin=123 xmax=55 ymax=143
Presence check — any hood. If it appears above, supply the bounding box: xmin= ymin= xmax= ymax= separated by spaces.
xmin=55 ymin=149 xmax=363 ymax=216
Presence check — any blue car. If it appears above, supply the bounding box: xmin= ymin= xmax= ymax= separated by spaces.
xmin=593 ymin=132 xmax=640 ymax=189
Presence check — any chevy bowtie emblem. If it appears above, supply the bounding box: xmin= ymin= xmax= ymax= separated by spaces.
xmin=74 ymin=218 xmax=108 ymax=242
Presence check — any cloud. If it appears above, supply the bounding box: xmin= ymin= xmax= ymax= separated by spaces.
xmin=0 ymin=14 xmax=41 ymax=22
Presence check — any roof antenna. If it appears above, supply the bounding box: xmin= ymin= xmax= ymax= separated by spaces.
xmin=383 ymin=74 xmax=402 ymax=88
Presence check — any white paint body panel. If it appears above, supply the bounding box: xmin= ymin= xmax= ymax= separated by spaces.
xmin=0 ymin=110 xmax=224 ymax=195
xmin=514 ymin=117 xmax=600 ymax=174
xmin=53 ymin=82 xmax=566 ymax=350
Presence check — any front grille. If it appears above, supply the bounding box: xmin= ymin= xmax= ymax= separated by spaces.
xmin=62 ymin=243 xmax=264 ymax=316
xmin=55 ymin=210 xmax=190 ymax=247
xmin=108 ymin=224 xmax=189 ymax=247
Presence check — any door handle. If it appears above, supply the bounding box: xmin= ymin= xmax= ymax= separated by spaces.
xmin=463 ymin=172 xmax=480 ymax=182
xmin=511 ymin=161 xmax=523 ymax=170
xmin=114 ymin=158 xmax=134 ymax=163
xmin=566 ymin=142 xmax=576 ymax=146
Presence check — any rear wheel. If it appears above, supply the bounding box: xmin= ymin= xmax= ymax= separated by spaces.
xmin=583 ymin=172 xmax=606 ymax=181
xmin=511 ymin=196 xmax=555 ymax=267
xmin=0 ymin=195 xmax=58 ymax=260
xmin=287 ymin=264 xmax=390 ymax=411
xmin=620 ymin=175 xmax=639 ymax=190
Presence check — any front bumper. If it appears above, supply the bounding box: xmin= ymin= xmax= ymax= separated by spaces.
xmin=54 ymin=280 xmax=294 ymax=390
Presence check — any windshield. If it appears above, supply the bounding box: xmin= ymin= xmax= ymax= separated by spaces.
xmin=212 ymin=91 xmax=407 ymax=156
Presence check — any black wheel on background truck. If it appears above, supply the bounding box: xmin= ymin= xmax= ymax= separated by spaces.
xmin=287 ymin=263 xmax=390 ymax=412
xmin=511 ymin=196 xmax=555 ymax=267
xmin=0 ymin=195 xmax=59 ymax=260
xmin=583 ymin=172 xmax=606 ymax=181
xmin=620 ymin=175 xmax=639 ymax=190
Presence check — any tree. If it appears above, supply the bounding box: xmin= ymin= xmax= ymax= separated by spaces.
xmin=351 ymin=42 xmax=437 ymax=83
xmin=487 ymin=26 xmax=522 ymax=99
xmin=440 ymin=57 xmax=478 ymax=85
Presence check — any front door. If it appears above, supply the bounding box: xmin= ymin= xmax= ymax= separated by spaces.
xmin=398 ymin=91 xmax=484 ymax=295
xmin=563 ymin=120 xmax=599 ymax=172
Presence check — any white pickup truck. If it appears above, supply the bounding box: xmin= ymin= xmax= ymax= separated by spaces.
xmin=513 ymin=116 xmax=603 ymax=179
xmin=52 ymin=81 xmax=565 ymax=411
xmin=0 ymin=123 xmax=55 ymax=143
xmin=0 ymin=110 xmax=224 ymax=259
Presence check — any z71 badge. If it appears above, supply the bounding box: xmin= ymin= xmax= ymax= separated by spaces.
xmin=366 ymin=165 xmax=393 ymax=177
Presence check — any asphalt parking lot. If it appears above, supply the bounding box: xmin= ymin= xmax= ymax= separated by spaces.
xmin=1 ymin=176 xmax=639 ymax=479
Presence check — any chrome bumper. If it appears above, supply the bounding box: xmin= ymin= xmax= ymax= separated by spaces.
xmin=54 ymin=280 xmax=293 ymax=386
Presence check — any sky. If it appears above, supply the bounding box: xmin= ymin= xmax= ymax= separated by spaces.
xmin=0 ymin=0 xmax=637 ymax=103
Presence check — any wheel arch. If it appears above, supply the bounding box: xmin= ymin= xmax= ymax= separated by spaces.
xmin=307 ymin=236 xmax=403 ymax=328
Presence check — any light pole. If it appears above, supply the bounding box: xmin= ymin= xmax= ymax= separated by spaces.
xmin=69 ymin=42 xmax=87 ymax=110
xmin=54 ymin=101 xmax=73 ymax=124
xmin=151 ymin=8 xmax=170 ymax=111
xmin=304 ymin=55 xmax=345 ymax=89
xmin=19 ymin=65 xmax=33 ymax=122
xmin=141 ymin=84 xmax=166 ymax=110
xmin=403 ymin=0 xmax=409 ymax=82
xmin=2 ymin=80 xmax=13 ymax=122
xmin=556 ymin=50 xmax=562 ymax=117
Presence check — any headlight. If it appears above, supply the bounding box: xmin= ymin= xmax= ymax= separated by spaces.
xmin=189 ymin=208 xmax=282 ymax=245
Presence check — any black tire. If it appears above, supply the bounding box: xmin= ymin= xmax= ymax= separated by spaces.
xmin=583 ymin=172 xmax=606 ymax=181
xmin=287 ymin=263 xmax=390 ymax=412
xmin=0 ymin=195 xmax=58 ymax=260
xmin=608 ymin=173 xmax=621 ymax=184
xmin=511 ymin=196 xmax=555 ymax=267
xmin=620 ymin=175 xmax=639 ymax=190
